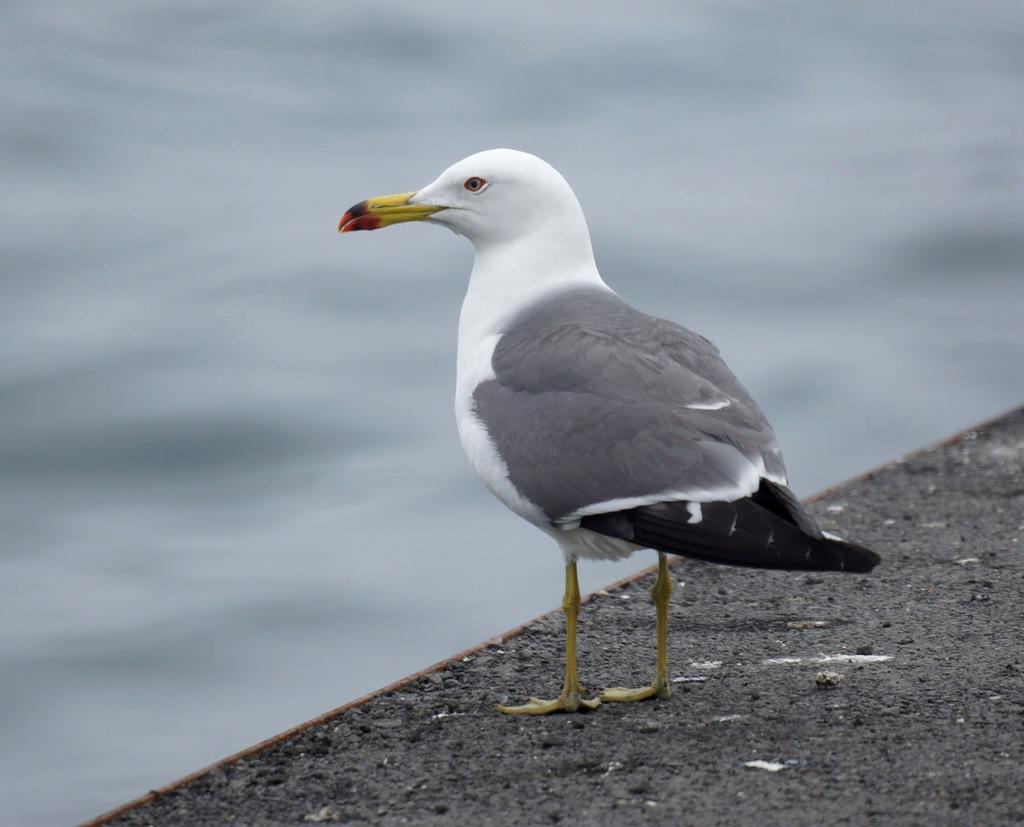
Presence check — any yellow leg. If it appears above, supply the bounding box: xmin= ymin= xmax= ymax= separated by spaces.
xmin=600 ymin=552 xmax=673 ymax=703
xmin=497 ymin=560 xmax=601 ymax=715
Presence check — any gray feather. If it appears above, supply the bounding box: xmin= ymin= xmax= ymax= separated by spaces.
xmin=472 ymin=286 xmax=786 ymax=522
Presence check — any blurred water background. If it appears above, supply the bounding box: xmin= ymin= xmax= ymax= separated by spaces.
xmin=1 ymin=1 xmax=1022 ymax=823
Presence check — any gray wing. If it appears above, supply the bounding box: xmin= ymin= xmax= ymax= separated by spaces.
xmin=472 ymin=287 xmax=787 ymax=524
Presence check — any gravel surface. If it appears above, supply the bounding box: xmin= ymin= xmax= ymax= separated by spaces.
xmin=100 ymin=408 xmax=1024 ymax=826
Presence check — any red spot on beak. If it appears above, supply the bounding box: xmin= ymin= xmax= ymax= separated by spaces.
xmin=338 ymin=200 xmax=379 ymax=233
xmin=340 ymin=214 xmax=381 ymax=233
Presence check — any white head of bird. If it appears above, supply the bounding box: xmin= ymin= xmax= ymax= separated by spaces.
xmin=339 ymin=149 xmax=601 ymax=292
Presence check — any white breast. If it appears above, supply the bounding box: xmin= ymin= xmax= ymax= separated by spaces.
xmin=455 ymin=329 xmax=547 ymax=526
xmin=453 ymin=223 xmax=618 ymax=553
xmin=455 ymin=341 xmax=641 ymax=563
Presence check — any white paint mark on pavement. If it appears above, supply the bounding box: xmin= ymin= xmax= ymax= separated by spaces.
xmin=787 ymin=620 xmax=829 ymax=630
xmin=763 ymin=653 xmax=892 ymax=666
xmin=745 ymin=760 xmax=786 ymax=772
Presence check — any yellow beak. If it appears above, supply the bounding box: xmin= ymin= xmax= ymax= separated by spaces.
xmin=338 ymin=192 xmax=445 ymax=233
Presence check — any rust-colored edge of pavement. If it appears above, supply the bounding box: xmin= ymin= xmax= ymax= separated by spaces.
xmin=81 ymin=404 xmax=1022 ymax=827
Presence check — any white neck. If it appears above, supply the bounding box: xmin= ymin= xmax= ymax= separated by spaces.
xmin=457 ymin=224 xmax=609 ymax=350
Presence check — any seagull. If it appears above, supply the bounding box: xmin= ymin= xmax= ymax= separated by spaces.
xmin=339 ymin=149 xmax=880 ymax=715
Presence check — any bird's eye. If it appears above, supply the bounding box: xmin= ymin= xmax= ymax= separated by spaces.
xmin=464 ymin=176 xmax=488 ymax=193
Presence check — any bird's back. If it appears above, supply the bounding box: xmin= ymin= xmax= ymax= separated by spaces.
xmin=470 ymin=285 xmax=787 ymax=523
xmin=465 ymin=285 xmax=879 ymax=572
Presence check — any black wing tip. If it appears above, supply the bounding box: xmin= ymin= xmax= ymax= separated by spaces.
xmin=583 ymin=498 xmax=883 ymax=574
xmin=824 ymin=537 xmax=881 ymax=573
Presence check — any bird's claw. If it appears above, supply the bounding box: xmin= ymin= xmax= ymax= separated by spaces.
xmin=496 ymin=690 xmax=601 ymax=715
xmin=599 ymin=682 xmax=672 ymax=703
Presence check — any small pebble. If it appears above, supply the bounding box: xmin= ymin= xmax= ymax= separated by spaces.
xmin=815 ymin=671 xmax=844 ymax=689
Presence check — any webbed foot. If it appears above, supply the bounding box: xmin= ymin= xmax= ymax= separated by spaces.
xmin=599 ymin=681 xmax=671 ymax=704
xmin=497 ymin=690 xmax=601 ymax=715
